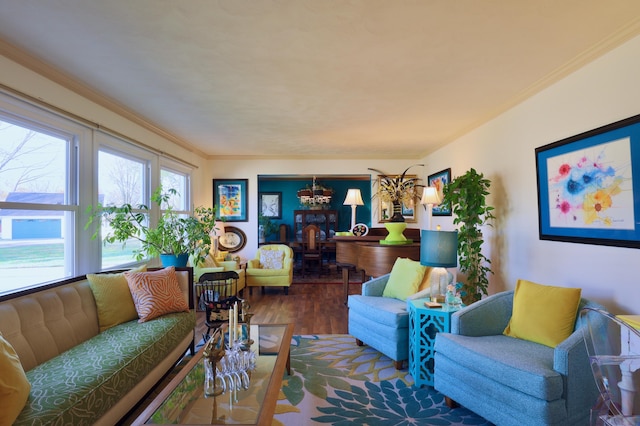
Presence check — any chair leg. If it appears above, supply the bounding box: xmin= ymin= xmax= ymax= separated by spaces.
xmin=261 ymin=286 xmax=265 ymax=295
xmin=284 ymin=286 xmax=289 ymax=295
xmin=444 ymin=397 xmax=459 ymax=409
xmin=249 ymin=287 xmax=253 ymax=295
xmin=393 ymin=360 xmax=403 ymax=370
xmin=355 ymin=338 xmax=364 ymax=346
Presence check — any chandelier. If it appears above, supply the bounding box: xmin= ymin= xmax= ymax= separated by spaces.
xmin=297 ymin=176 xmax=332 ymax=208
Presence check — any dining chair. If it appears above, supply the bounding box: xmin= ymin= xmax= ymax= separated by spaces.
xmin=301 ymin=224 xmax=324 ymax=277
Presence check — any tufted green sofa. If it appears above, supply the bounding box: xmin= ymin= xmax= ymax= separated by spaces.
xmin=0 ymin=267 xmax=196 ymax=425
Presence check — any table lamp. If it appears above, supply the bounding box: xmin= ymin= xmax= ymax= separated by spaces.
xmin=343 ymin=188 xmax=364 ymax=231
xmin=212 ymin=220 xmax=226 ymax=260
xmin=420 ymin=228 xmax=457 ymax=302
xmin=420 ymin=186 xmax=442 ymax=230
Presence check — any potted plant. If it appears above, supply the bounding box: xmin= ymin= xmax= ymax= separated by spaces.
xmin=442 ymin=168 xmax=495 ymax=303
xmin=369 ymin=164 xmax=424 ymax=222
xmin=85 ymin=187 xmax=218 ymax=267
xmin=258 ymin=213 xmax=279 ymax=243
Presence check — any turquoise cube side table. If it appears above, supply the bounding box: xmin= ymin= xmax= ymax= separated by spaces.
xmin=407 ymin=298 xmax=458 ymax=387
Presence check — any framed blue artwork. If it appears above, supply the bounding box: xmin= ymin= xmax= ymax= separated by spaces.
xmin=536 ymin=114 xmax=640 ymax=248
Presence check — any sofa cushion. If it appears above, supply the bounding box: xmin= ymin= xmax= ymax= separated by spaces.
xmin=125 ymin=267 xmax=190 ymax=322
xmin=87 ymin=264 xmax=146 ymax=332
xmin=382 ymin=258 xmax=426 ymax=301
xmin=0 ymin=333 xmax=30 ymax=426
xmin=435 ymin=333 xmax=563 ymax=401
xmin=504 ymin=279 xmax=581 ymax=348
xmin=348 ymin=295 xmax=409 ymax=328
xmin=14 ymin=311 xmax=194 ymax=425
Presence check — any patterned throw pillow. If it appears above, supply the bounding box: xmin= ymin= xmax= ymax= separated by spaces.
xmin=260 ymin=250 xmax=284 ymax=269
xmin=125 ymin=267 xmax=189 ymax=322
xmin=87 ymin=264 xmax=146 ymax=332
xmin=0 ymin=332 xmax=31 ymax=425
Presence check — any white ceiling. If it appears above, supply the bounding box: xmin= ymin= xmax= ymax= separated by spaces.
xmin=1 ymin=1 xmax=640 ymax=159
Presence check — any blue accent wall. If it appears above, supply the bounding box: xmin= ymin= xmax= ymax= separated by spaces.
xmin=258 ymin=177 xmax=371 ymax=240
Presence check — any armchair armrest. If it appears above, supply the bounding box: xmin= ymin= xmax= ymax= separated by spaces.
xmin=362 ymin=274 xmax=390 ymax=297
xmin=248 ymin=259 xmax=261 ymax=269
xmin=453 ymin=291 xmax=514 ymax=336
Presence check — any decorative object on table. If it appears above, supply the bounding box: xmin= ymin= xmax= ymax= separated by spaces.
xmin=218 ymin=226 xmax=247 ymax=253
xmin=259 ymin=192 xmax=282 ymax=219
xmin=420 ymin=227 xmax=457 ymax=303
xmin=442 ymin=168 xmax=495 ymax=304
xmin=428 ymin=168 xmax=452 ymax=216
xmin=85 ymin=187 xmax=218 ymax=267
xmin=351 ymin=223 xmax=368 ymax=237
xmin=203 ymin=329 xmax=226 ymax=397
xmin=535 ymin=113 xmax=640 ymax=249
xmin=370 ymin=164 xmax=424 ymax=223
xmin=213 ymin=178 xmax=248 ymax=222
xmin=343 ymin=188 xmax=364 ymax=231
xmin=297 ymin=176 xmax=333 ymax=209
xmin=420 ymin=186 xmax=442 ymax=230
xmin=380 ymin=222 xmax=410 ymax=245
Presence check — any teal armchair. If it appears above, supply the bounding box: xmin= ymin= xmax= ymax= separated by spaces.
xmin=434 ymin=290 xmax=606 ymax=426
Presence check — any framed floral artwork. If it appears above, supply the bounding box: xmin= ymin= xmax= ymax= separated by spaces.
xmin=213 ymin=179 xmax=248 ymax=222
xmin=536 ymin=113 xmax=640 ymax=248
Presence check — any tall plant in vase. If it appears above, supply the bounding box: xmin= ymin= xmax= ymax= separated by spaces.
xmin=369 ymin=164 xmax=424 ymax=222
xmin=442 ymin=168 xmax=495 ymax=303
xmin=86 ymin=187 xmax=217 ymax=267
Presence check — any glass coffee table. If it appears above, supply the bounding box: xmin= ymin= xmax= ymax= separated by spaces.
xmin=132 ymin=323 xmax=294 ymax=425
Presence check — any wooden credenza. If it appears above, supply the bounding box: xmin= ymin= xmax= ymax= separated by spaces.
xmin=335 ymin=228 xmax=421 ymax=303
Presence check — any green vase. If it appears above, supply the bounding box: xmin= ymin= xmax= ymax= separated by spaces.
xmin=381 ymin=222 xmax=411 ymax=245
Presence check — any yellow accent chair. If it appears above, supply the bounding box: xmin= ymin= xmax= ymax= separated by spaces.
xmin=245 ymin=244 xmax=293 ymax=295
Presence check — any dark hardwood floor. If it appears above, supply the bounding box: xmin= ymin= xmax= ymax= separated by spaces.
xmin=195 ymin=279 xmax=362 ymax=339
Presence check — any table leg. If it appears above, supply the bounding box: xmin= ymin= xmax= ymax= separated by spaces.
xmin=342 ymin=267 xmax=350 ymax=305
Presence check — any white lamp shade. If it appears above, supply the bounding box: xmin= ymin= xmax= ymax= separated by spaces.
xmin=343 ymin=188 xmax=364 ymax=206
xmin=420 ymin=186 xmax=442 ymax=206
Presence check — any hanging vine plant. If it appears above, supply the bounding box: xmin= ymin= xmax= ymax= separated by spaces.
xmin=442 ymin=168 xmax=495 ymax=303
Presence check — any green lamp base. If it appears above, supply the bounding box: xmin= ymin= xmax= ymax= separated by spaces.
xmin=381 ymin=222 xmax=412 ymax=245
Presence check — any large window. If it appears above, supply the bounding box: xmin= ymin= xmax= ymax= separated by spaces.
xmin=98 ymin=149 xmax=147 ymax=269
xmin=0 ymin=116 xmax=76 ymax=293
xmin=0 ymin=92 xmax=194 ymax=295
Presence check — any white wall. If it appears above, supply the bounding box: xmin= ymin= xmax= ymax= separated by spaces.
xmin=423 ymin=35 xmax=640 ymax=314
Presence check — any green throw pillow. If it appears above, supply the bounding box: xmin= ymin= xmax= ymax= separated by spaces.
xmin=503 ymin=279 xmax=582 ymax=348
xmin=382 ymin=258 xmax=427 ymax=301
xmin=88 ymin=264 xmax=146 ymax=332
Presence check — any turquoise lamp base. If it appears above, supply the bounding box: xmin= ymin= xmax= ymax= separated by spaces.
xmin=380 ymin=222 xmax=413 ymax=245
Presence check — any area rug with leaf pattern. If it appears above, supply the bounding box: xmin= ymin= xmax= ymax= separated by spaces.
xmin=273 ymin=334 xmax=492 ymax=426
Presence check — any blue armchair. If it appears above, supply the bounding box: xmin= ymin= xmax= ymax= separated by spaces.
xmin=434 ymin=290 xmax=605 ymax=426
xmin=348 ymin=268 xmax=452 ymax=369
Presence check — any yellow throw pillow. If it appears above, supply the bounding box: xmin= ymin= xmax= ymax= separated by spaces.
xmin=382 ymin=258 xmax=427 ymax=301
xmin=503 ymin=279 xmax=582 ymax=348
xmin=125 ymin=267 xmax=190 ymax=322
xmin=0 ymin=333 xmax=31 ymax=425
xmin=88 ymin=264 xmax=147 ymax=332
